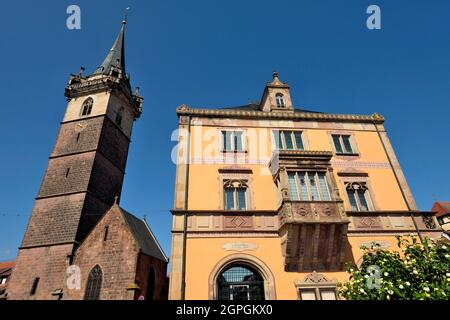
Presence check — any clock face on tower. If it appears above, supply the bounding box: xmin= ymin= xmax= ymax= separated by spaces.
xmin=75 ymin=123 xmax=86 ymax=132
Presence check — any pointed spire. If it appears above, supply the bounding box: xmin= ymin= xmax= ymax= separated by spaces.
xmin=94 ymin=18 xmax=127 ymax=76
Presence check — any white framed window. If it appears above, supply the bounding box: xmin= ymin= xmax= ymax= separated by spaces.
xmin=296 ymin=272 xmax=338 ymax=301
xmin=273 ymin=130 xmax=304 ymax=150
xmin=332 ymin=134 xmax=356 ymax=154
xmin=275 ymin=93 xmax=285 ymax=107
xmin=298 ymin=288 xmax=337 ymax=300
xmin=299 ymin=289 xmax=317 ymax=300
xmin=345 ymin=182 xmax=373 ymax=211
xmin=221 ymin=131 xmax=244 ymax=152
xmin=223 ymin=179 xmax=248 ymax=210
xmin=287 ymin=171 xmax=331 ymax=201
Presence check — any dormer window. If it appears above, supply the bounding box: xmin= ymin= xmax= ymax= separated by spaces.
xmin=276 ymin=94 xmax=285 ymax=107
xmin=81 ymin=98 xmax=93 ymax=116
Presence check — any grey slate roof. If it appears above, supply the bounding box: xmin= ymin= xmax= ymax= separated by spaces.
xmin=119 ymin=207 xmax=168 ymax=262
xmin=94 ymin=21 xmax=126 ymax=76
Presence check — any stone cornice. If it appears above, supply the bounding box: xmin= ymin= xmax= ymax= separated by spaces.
xmin=65 ymin=75 xmax=143 ymax=118
xmin=176 ymin=105 xmax=385 ymax=124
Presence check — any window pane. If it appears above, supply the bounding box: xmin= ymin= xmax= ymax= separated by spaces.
xmin=284 ymin=131 xmax=294 ymax=150
xmin=299 ymin=173 xmax=309 ymax=200
xmin=342 ymin=135 xmax=353 ymax=153
xmin=294 ymin=131 xmax=304 ymax=150
xmin=332 ymin=135 xmax=343 ymax=153
xmin=357 ymin=190 xmax=369 ymax=211
xmin=318 ymin=173 xmax=331 ymax=201
xmin=223 ymin=131 xmax=231 ymax=151
xmin=273 ymin=131 xmax=281 ymax=150
xmin=347 ymin=189 xmax=358 ymax=211
xmin=276 ymin=95 xmax=285 ymax=107
xmin=300 ymin=290 xmax=316 ymax=300
xmin=308 ymin=173 xmax=320 ymax=201
xmin=234 ymin=132 xmax=243 ymax=151
xmin=237 ymin=188 xmax=247 ymax=210
xmin=288 ymin=173 xmax=299 ymax=200
xmin=320 ymin=289 xmax=337 ymax=300
xmin=225 ymin=189 xmax=235 ymax=210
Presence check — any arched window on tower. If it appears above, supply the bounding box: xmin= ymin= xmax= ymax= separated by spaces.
xmin=81 ymin=98 xmax=94 ymax=116
xmin=275 ymin=94 xmax=285 ymax=107
xmin=84 ymin=265 xmax=102 ymax=300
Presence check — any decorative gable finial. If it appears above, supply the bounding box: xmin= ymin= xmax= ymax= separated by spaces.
xmin=270 ymin=71 xmax=284 ymax=86
xmin=114 ymin=196 xmax=119 ymax=205
xmin=273 ymin=71 xmax=279 ymax=80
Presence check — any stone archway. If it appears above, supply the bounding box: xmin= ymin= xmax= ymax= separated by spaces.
xmin=208 ymin=253 xmax=276 ymax=300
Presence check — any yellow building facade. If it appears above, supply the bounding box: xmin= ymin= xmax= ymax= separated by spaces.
xmin=169 ymin=73 xmax=441 ymax=300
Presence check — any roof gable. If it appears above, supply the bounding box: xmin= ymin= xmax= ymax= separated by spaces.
xmin=119 ymin=207 xmax=168 ymax=262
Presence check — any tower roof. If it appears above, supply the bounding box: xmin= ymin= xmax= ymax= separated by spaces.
xmin=94 ymin=19 xmax=127 ymax=76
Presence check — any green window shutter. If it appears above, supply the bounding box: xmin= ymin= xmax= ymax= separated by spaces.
xmin=308 ymin=172 xmax=320 ymax=201
xmin=342 ymin=135 xmax=353 ymax=153
xmin=273 ymin=131 xmax=281 ymax=150
xmin=222 ymin=131 xmax=232 ymax=151
xmin=357 ymin=190 xmax=369 ymax=211
xmin=332 ymin=135 xmax=343 ymax=153
xmin=237 ymin=188 xmax=247 ymax=210
xmin=225 ymin=188 xmax=235 ymax=210
xmin=288 ymin=172 xmax=299 ymax=200
xmin=294 ymin=131 xmax=304 ymax=150
xmin=284 ymin=131 xmax=294 ymax=150
xmin=299 ymin=172 xmax=309 ymax=200
xmin=234 ymin=132 xmax=243 ymax=151
xmin=318 ymin=173 xmax=331 ymax=201
xmin=347 ymin=189 xmax=358 ymax=211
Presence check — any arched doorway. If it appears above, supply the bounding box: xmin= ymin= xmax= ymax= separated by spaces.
xmin=217 ymin=264 xmax=265 ymax=300
xmin=84 ymin=265 xmax=102 ymax=300
xmin=146 ymin=267 xmax=155 ymax=301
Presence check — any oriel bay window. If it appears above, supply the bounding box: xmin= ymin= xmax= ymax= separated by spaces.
xmin=222 ymin=131 xmax=244 ymax=152
xmin=224 ymin=179 xmax=248 ymax=210
xmin=345 ymin=182 xmax=373 ymax=211
xmin=287 ymin=171 xmax=331 ymax=201
xmin=274 ymin=130 xmax=304 ymax=150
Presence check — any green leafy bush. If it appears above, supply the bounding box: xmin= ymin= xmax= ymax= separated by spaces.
xmin=338 ymin=236 xmax=450 ymax=300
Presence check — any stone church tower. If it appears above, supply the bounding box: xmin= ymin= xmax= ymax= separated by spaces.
xmin=7 ymin=19 xmax=147 ymax=299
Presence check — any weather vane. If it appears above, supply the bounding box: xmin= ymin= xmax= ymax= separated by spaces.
xmin=123 ymin=7 xmax=130 ymax=23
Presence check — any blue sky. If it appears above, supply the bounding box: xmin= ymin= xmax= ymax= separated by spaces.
xmin=1 ymin=0 xmax=449 ymax=261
